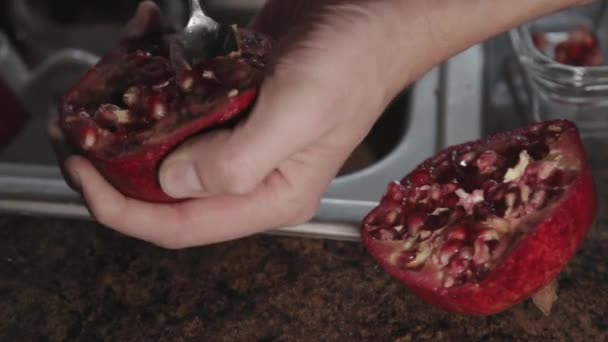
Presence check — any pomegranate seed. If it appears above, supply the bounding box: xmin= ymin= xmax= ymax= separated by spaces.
xmin=114 ymin=110 xmax=131 ymax=124
xmin=473 ymin=239 xmax=491 ymax=265
xmin=441 ymin=193 xmax=460 ymax=207
xmin=448 ymin=207 xmax=466 ymax=224
xmin=94 ymin=104 xmax=116 ymax=123
xmin=432 ymin=152 xmax=448 ymax=165
xmin=555 ymin=43 xmax=570 ymax=64
xmin=76 ymin=110 xmax=90 ymax=119
xmin=583 ymin=48 xmax=603 ymax=66
xmin=434 ymin=161 xmax=456 ymax=183
xmin=458 ymin=151 xmax=477 ymax=167
xmin=448 ymin=258 xmax=469 ymax=278
xmin=79 ymin=125 xmax=98 ymax=150
xmin=383 ymin=209 xmax=399 ymax=225
xmin=532 ymin=32 xmax=548 ymax=51
xmin=570 ymin=26 xmax=594 ymax=46
xmin=378 ymin=229 xmax=395 ymax=241
xmin=448 ymin=225 xmax=468 ymax=241
xmin=441 ymin=183 xmax=458 ymax=193
xmin=478 ymin=202 xmax=498 ymax=220
xmin=476 ymin=150 xmax=499 ymax=174
xmin=202 ymin=70 xmax=216 ymax=79
xmin=410 ymin=169 xmax=432 ymax=186
xmin=152 ymin=100 xmax=167 ymax=120
xmin=386 ymin=181 xmax=404 ymax=202
xmin=363 ymin=206 xmax=383 ymax=226
xmin=458 ymin=247 xmax=473 ymax=261
xmin=153 ymin=104 xmax=166 ymax=119
xmin=443 ymin=275 xmax=456 ymax=288
xmin=481 ymin=180 xmax=498 ymax=193
xmin=123 ymin=87 xmax=141 ymax=107
xmin=505 ymin=191 xmax=517 ymax=208
xmin=412 ymin=186 xmax=430 ymax=201
xmin=178 ymin=72 xmax=194 ymax=92
xmin=407 ymin=214 xmax=425 ymax=235
xmin=490 ymin=185 xmax=507 ymax=202
xmin=430 ymin=187 xmax=442 ymax=201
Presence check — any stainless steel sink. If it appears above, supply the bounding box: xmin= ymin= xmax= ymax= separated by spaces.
xmin=0 ymin=0 xmax=484 ymax=241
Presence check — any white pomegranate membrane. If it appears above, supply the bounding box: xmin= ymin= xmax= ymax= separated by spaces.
xmin=363 ymin=123 xmax=580 ymax=289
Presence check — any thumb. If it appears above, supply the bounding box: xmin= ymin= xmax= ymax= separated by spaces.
xmin=158 ymin=72 xmax=332 ymax=199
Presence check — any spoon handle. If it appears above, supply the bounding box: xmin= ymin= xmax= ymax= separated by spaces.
xmin=190 ymin=0 xmax=205 ymax=17
xmin=187 ymin=0 xmax=218 ymax=30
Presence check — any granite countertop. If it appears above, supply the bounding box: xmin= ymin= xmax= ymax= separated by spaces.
xmin=1 ymin=152 xmax=607 ymax=341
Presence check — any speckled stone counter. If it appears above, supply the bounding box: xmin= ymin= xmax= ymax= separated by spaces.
xmin=1 ymin=147 xmax=607 ymax=341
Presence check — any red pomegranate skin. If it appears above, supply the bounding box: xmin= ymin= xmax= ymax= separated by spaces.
xmin=361 ymin=120 xmax=597 ymax=315
xmin=0 ymin=80 xmax=29 ymax=150
xmin=59 ymin=26 xmax=272 ymax=202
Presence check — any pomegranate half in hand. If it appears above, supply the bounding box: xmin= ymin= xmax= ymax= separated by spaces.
xmin=59 ymin=12 xmax=272 ymax=202
xmin=361 ymin=120 xmax=596 ymax=315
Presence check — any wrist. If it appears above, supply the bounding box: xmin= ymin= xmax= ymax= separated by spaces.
xmin=387 ymin=0 xmax=592 ymax=87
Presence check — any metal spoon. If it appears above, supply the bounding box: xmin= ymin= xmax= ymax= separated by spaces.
xmin=181 ymin=0 xmax=238 ymax=60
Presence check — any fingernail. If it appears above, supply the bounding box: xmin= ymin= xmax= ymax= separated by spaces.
xmin=159 ymin=160 xmax=203 ymax=198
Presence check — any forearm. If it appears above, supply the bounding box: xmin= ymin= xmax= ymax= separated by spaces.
xmin=249 ymin=0 xmax=590 ymax=127
xmin=390 ymin=0 xmax=589 ymax=85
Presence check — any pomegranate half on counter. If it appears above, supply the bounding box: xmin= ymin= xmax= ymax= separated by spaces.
xmin=361 ymin=120 xmax=597 ymax=315
xmin=59 ymin=18 xmax=272 ymax=202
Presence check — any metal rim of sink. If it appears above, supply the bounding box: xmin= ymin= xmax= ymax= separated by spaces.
xmin=0 ymin=43 xmax=483 ymax=242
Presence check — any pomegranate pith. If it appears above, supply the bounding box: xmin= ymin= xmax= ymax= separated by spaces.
xmin=361 ymin=120 xmax=597 ymax=315
xmin=60 ymin=20 xmax=272 ymax=202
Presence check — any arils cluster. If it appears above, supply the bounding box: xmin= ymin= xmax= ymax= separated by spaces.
xmin=364 ymin=122 xmax=578 ymax=289
xmin=79 ymin=53 xmax=252 ymax=147
xmin=361 ymin=120 xmax=596 ymax=315
xmin=533 ymin=25 xmax=604 ymax=67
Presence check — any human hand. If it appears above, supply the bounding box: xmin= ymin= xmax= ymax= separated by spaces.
xmin=49 ymin=0 xmax=590 ymax=249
